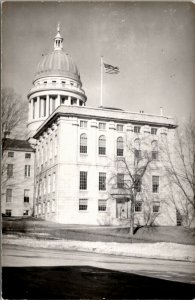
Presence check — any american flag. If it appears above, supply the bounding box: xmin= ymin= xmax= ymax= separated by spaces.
xmin=103 ymin=63 xmax=119 ymax=74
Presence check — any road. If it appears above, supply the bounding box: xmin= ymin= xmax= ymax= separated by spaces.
xmin=3 ymin=244 xmax=195 ymax=284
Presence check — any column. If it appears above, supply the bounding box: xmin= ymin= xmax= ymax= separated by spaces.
xmin=46 ymin=95 xmax=50 ymax=117
xmin=50 ymin=96 xmax=53 ymax=113
xmin=37 ymin=96 xmax=40 ymax=118
xmin=35 ymin=97 xmax=39 ymax=119
xmin=68 ymin=96 xmax=71 ymax=105
xmin=28 ymin=100 xmax=31 ymax=121
xmin=56 ymin=94 xmax=60 ymax=108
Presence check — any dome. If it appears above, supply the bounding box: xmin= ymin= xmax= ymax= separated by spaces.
xmin=34 ymin=50 xmax=81 ymax=82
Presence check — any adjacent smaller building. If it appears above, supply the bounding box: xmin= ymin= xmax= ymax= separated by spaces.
xmin=2 ymin=138 xmax=35 ymax=217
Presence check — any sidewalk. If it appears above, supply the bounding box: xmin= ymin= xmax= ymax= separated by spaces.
xmin=3 ymin=234 xmax=195 ymax=262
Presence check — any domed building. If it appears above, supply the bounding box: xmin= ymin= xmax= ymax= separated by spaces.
xmin=28 ymin=26 xmax=178 ymax=226
xmin=27 ymin=24 xmax=87 ymax=136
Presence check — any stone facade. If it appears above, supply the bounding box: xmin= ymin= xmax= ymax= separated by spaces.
xmin=2 ymin=139 xmax=35 ymax=217
xmin=33 ymin=106 xmax=177 ymax=225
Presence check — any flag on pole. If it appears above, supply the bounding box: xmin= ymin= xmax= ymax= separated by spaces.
xmin=103 ymin=63 xmax=119 ymax=74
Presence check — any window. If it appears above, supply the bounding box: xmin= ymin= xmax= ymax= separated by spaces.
xmin=52 ymin=173 xmax=56 ymax=192
xmin=47 ymin=201 xmax=50 ymax=213
xmin=151 ymin=140 xmax=158 ymax=160
xmin=117 ymin=124 xmax=123 ymax=132
xmin=99 ymin=122 xmax=106 ymax=130
xmin=5 ymin=209 xmax=12 ymax=216
xmin=7 ymin=164 xmax=13 ymax=177
xmin=151 ymin=128 xmax=157 ymax=135
xmin=49 ymin=139 xmax=53 ymax=159
xmin=48 ymin=175 xmax=51 ymax=193
xmin=134 ymin=126 xmax=141 ymax=133
xmin=61 ymin=95 xmax=68 ymax=104
xmin=98 ymin=135 xmax=106 ymax=155
xmin=152 ymin=176 xmax=159 ymax=193
xmin=79 ymin=199 xmax=88 ymax=211
xmin=6 ymin=189 xmax=12 ymax=202
xmin=135 ymin=149 xmax=141 ymax=160
xmin=117 ymin=137 xmax=124 ymax=156
xmin=54 ymin=136 xmax=57 ymax=156
xmin=23 ymin=210 xmax=29 ymax=216
xmin=80 ymin=171 xmax=87 ymax=190
xmin=176 ymin=210 xmax=183 ymax=226
xmin=8 ymin=152 xmax=14 ymax=157
xmin=99 ymin=172 xmax=106 ymax=191
xmin=52 ymin=80 xmax=57 ymax=84
xmin=98 ymin=199 xmax=107 ymax=211
xmin=38 ymin=204 xmax=41 ymax=214
xmin=80 ymin=134 xmax=87 ymax=154
xmin=71 ymin=97 xmax=77 ymax=105
xmin=52 ymin=199 xmax=55 ymax=212
xmin=135 ymin=201 xmax=142 ymax=212
xmin=80 ymin=120 xmax=87 ymax=128
xmin=134 ymin=176 xmax=142 ymax=192
xmin=25 ymin=153 xmax=31 ymax=159
xmin=43 ymin=177 xmax=46 ymax=194
xmin=24 ymin=189 xmax=30 ymax=203
xmin=117 ymin=174 xmax=124 ymax=188
xmin=79 ymin=100 xmax=83 ymax=106
xmin=152 ymin=151 xmax=158 ymax=160
xmin=25 ymin=165 xmax=31 ymax=177
xmin=153 ymin=202 xmax=160 ymax=213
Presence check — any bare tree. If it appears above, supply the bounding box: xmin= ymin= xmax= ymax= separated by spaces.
xmin=109 ymin=136 xmax=159 ymax=236
xmin=162 ymin=119 xmax=195 ymax=227
xmin=1 ymin=87 xmax=28 ymax=140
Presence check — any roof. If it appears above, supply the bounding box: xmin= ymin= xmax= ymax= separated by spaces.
xmin=33 ymin=105 xmax=177 ymax=139
xmin=34 ymin=50 xmax=80 ymax=83
xmin=2 ymin=138 xmax=35 ymax=152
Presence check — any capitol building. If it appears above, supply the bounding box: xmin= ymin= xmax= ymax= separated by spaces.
xmin=3 ymin=26 xmax=178 ymax=226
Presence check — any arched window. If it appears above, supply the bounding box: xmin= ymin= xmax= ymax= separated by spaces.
xmin=99 ymin=135 xmax=106 ymax=155
xmin=117 ymin=137 xmax=124 ymax=156
xmin=80 ymin=134 xmax=87 ymax=154
xmin=151 ymin=140 xmax=158 ymax=160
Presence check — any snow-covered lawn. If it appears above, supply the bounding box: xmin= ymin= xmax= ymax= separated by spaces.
xmin=3 ymin=234 xmax=195 ymax=262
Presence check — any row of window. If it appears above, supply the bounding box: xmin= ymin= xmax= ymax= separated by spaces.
xmin=80 ymin=171 xmax=160 ymax=193
xmin=37 ymin=79 xmax=80 ymax=88
xmin=36 ymin=200 xmax=55 ymax=214
xmin=37 ymin=136 xmax=57 ymax=166
xmin=7 ymin=164 xmax=31 ymax=178
xmin=35 ymin=172 xmax=56 ymax=197
xmin=6 ymin=189 xmax=30 ymax=203
xmin=80 ymin=120 xmax=158 ymax=134
xmin=79 ymin=199 xmax=160 ymax=213
xmin=80 ymin=134 xmax=158 ymax=159
xmin=4 ymin=209 xmax=29 ymax=217
xmin=8 ymin=152 xmax=31 ymax=159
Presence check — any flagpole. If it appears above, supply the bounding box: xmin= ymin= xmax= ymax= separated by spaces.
xmin=100 ymin=56 xmax=103 ymax=107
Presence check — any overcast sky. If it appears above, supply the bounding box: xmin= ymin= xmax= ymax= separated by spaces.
xmin=2 ymin=1 xmax=195 ymax=121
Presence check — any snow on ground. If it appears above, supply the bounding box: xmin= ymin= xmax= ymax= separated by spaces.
xmin=3 ymin=235 xmax=195 ymax=262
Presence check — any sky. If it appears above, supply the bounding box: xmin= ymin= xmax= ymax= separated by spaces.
xmin=2 ymin=1 xmax=195 ymax=121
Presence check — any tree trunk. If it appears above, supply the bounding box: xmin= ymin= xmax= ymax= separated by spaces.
xmin=129 ymin=196 xmax=135 ymax=236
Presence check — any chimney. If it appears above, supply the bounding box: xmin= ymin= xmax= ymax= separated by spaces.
xmin=160 ymin=107 xmax=163 ymax=116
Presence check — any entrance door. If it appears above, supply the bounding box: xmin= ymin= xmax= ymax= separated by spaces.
xmin=116 ymin=198 xmax=128 ymax=219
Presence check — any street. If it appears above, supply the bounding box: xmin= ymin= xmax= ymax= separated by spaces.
xmin=2 ymin=244 xmax=195 ymax=299
xmin=3 ymin=244 xmax=195 ymax=284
